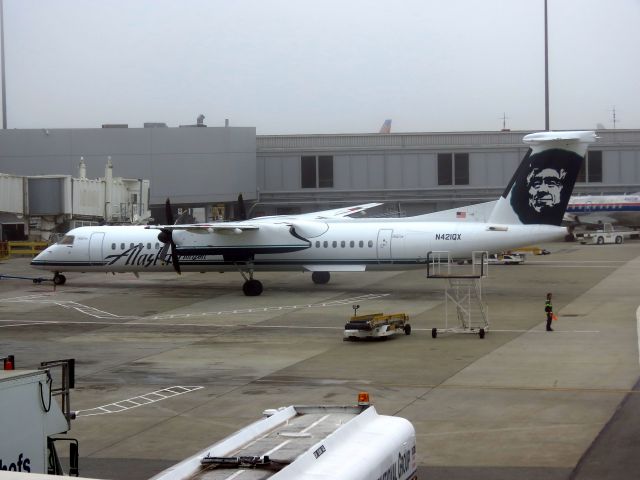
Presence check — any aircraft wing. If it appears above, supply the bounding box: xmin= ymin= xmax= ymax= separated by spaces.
xmin=253 ymin=203 xmax=383 ymax=222
xmin=295 ymin=203 xmax=383 ymax=219
xmin=147 ymin=218 xmax=330 ymax=239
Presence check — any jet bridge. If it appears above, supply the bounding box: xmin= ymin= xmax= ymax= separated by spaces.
xmin=426 ymin=250 xmax=489 ymax=339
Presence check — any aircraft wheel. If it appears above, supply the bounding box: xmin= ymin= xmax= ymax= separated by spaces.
xmin=615 ymin=236 xmax=623 ymax=244
xmin=53 ymin=273 xmax=66 ymax=285
xmin=311 ymin=271 xmax=331 ymax=284
xmin=479 ymin=328 xmax=486 ymax=339
xmin=242 ymin=279 xmax=263 ymax=296
xmin=404 ymin=324 xmax=412 ymax=335
xmin=597 ymin=236 xmax=604 ymax=245
xmin=431 ymin=328 xmax=437 ymax=338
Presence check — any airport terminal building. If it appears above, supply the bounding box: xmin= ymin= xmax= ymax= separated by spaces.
xmin=1 ymin=125 xmax=640 ymax=239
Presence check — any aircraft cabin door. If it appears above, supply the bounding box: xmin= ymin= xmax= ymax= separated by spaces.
xmin=376 ymin=229 xmax=393 ymax=262
xmin=89 ymin=232 xmax=105 ymax=265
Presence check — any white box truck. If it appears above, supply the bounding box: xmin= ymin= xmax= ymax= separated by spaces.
xmin=0 ymin=357 xmax=78 ymax=476
xmin=151 ymin=394 xmax=417 ymax=480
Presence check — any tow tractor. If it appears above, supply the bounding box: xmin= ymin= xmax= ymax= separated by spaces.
xmin=344 ymin=305 xmax=411 ymax=341
xmin=579 ymin=223 xmax=627 ymax=245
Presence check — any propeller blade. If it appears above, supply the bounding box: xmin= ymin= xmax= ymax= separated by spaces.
xmin=158 ymin=227 xmax=181 ymax=275
xmin=237 ymin=193 xmax=247 ymax=220
xmin=165 ymin=198 xmax=175 ymax=225
xmin=169 ymin=239 xmax=181 ymax=275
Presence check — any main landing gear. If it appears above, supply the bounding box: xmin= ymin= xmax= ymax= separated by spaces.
xmin=311 ymin=271 xmax=330 ymax=284
xmin=242 ymin=279 xmax=263 ymax=296
xmin=237 ymin=268 xmax=331 ymax=296
xmin=53 ymin=273 xmax=67 ymax=285
xmin=239 ymin=268 xmax=263 ymax=296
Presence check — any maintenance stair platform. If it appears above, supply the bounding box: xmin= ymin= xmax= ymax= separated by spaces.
xmin=426 ymin=250 xmax=490 ymax=339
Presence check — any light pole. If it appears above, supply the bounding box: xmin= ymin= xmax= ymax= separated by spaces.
xmin=544 ymin=0 xmax=550 ymax=131
xmin=1 ymin=0 xmax=6 ymax=129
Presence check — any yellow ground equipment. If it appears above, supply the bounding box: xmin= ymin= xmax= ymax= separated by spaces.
xmin=3 ymin=241 xmax=48 ymax=257
xmin=344 ymin=312 xmax=411 ymax=341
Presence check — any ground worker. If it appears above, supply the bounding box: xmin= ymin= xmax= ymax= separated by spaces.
xmin=545 ymin=292 xmax=554 ymax=331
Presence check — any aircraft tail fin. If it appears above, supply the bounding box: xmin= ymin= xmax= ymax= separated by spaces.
xmin=488 ymin=131 xmax=597 ymax=226
xmin=379 ymin=119 xmax=392 ymax=134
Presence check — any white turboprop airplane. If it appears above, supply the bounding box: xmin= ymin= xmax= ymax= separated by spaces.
xmin=565 ymin=193 xmax=640 ymax=227
xmin=32 ymin=131 xmax=596 ymax=296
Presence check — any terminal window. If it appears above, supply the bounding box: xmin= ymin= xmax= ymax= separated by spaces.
xmin=438 ymin=153 xmax=469 ymax=185
xmin=301 ymin=155 xmax=334 ymax=188
xmin=577 ymin=150 xmax=603 ymax=183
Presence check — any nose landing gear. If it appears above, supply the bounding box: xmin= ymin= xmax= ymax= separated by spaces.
xmin=53 ymin=273 xmax=67 ymax=285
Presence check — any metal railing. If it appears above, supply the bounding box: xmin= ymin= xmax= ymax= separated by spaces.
xmin=3 ymin=241 xmax=48 ymax=256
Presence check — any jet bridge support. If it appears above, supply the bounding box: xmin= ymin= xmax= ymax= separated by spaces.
xmin=426 ymin=251 xmax=489 ymax=339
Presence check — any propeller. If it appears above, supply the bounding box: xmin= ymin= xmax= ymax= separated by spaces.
xmin=237 ymin=193 xmax=247 ymax=221
xmin=165 ymin=198 xmax=175 ymax=225
xmin=158 ymin=198 xmax=181 ymax=275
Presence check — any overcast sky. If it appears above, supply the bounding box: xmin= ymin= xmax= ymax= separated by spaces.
xmin=3 ymin=0 xmax=639 ymax=134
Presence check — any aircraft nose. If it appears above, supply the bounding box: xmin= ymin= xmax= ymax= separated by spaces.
xmin=31 ymin=247 xmax=51 ymax=266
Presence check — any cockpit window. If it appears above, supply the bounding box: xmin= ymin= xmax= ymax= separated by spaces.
xmin=58 ymin=235 xmax=75 ymax=245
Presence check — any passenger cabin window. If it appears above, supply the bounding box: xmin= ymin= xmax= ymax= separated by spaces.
xmin=58 ymin=235 xmax=74 ymax=245
xmin=315 ymin=241 xmax=320 ymax=248
xmin=340 ymin=241 xmax=346 ymax=248
xmin=368 ymin=240 xmax=374 ymax=247
xmin=120 ymin=243 xmax=125 ymax=249
xmin=332 ymin=241 xmax=337 ymax=248
xmin=111 ymin=243 xmax=116 ymax=250
xmin=147 ymin=243 xmax=151 ymax=250
xmin=359 ymin=240 xmax=364 ymax=248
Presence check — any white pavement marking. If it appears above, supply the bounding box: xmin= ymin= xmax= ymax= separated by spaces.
xmin=0 ymin=321 xmax=602 ymax=334
xmin=527 ymin=260 xmax=627 ymax=263
xmin=527 ymin=265 xmax=617 ymax=268
xmin=0 ymin=292 xmax=390 ymax=321
xmin=75 ymin=386 xmax=204 ymax=417
xmin=0 ymin=322 xmax=52 ymax=328
xmin=0 ymin=319 xmax=346 ymax=330
xmin=637 ymin=305 xmax=640 ymax=367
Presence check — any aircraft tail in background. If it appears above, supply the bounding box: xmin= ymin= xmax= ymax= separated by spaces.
xmin=379 ymin=119 xmax=392 ymax=134
xmin=488 ymin=131 xmax=597 ymax=226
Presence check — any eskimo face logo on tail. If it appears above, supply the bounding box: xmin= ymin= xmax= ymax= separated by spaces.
xmin=527 ymin=167 xmax=565 ymax=212
xmin=508 ymin=148 xmax=582 ymax=225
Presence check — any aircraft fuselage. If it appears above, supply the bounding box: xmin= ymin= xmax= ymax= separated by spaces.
xmin=32 ymin=221 xmax=566 ymax=274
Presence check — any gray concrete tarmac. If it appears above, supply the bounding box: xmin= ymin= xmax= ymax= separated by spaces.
xmin=1 ymin=240 xmax=639 ymax=480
